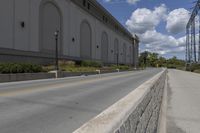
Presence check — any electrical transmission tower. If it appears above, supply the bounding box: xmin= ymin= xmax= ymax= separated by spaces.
xmin=186 ymin=0 xmax=200 ymax=65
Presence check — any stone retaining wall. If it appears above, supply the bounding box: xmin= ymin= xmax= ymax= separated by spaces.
xmin=74 ymin=69 xmax=167 ymax=133
xmin=116 ymin=70 xmax=166 ymax=133
xmin=0 ymin=70 xmax=120 ymax=83
xmin=0 ymin=73 xmax=55 ymax=83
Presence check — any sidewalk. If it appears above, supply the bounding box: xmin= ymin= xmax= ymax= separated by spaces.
xmin=165 ymin=69 xmax=200 ymax=133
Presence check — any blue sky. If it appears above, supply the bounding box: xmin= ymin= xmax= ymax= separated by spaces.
xmin=97 ymin=0 xmax=193 ymax=59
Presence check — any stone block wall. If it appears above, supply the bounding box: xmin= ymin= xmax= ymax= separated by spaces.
xmin=74 ymin=69 xmax=167 ymax=133
xmin=0 ymin=73 xmax=55 ymax=83
xmin=115 ymin=70 xmax=166 ymax=133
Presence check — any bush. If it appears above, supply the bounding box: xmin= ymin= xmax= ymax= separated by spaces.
xmin=59 ymin=60 xmax=75 ymax=67
xmin=0 ymin=63 xmax=43 ymax=74
xmin=189 ymin=64 xmax=200 ymax=72
xmin=194 ymin=69 xmax=200 ymax=73
xmin=62 ymin=66 xmax=97 ymax=72
xmin=111 ymin=65 xmax=130 ymax=70
xmin=81 ymin=60 xmax=102 ymax=67
xmin=166 ymin=64 xmax=177 ymax=69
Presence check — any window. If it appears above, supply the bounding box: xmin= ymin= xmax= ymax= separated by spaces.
xmin=87 ymin=3 xmax=90 ymax=10
xmin=105 ymin=17 xmax=108 ymax=23
xmin=83 ymin=0 xmax=86 ymax=6
xmin=102 ymin=16 xmax=108 ymax=23
xmin=115 ymin=25 xmax=118 ymax=30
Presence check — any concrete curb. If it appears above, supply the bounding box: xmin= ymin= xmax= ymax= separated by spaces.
xmin=157 ymin=71 xmax=168 ymax=133
xmin=0 ymin=70 xmax=123 ymax=83
xmin=73 ymin=69 xmax=167 ymax=133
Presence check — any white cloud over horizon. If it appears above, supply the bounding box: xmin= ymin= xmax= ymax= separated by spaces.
xmin=125 ymin=4 xmax=189 ymax=57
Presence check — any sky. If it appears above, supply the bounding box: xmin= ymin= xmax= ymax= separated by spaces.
xmin=97 ymin=0 xmax=194 ymax=59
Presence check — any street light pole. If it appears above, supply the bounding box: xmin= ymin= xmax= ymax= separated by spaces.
xmin=54 ymin=30 xmax=59 ymax=71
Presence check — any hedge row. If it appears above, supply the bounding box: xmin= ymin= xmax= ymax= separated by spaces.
xmin=0 ymin=63 xmax=43 ymax=74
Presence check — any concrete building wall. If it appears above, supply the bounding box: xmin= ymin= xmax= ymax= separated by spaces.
xmin=0 ymin=0 xmax=139 ymax=65
xmin=0 ymin=0 xmax=14 ymax=49
xmin=133 ymin=40 xmax=139 ymax=68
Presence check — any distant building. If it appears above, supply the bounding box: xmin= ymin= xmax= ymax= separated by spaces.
xmin=0 ymin=0 xmax=139 ymax=66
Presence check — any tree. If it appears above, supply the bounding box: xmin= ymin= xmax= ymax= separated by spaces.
xmin=139 ymin=51 xmax=149 ymax=68
xmin=157 ymin=57 xmax=167 ymax=67
xmin=148 ymin=53 xmax=159 ymax=67
xmin=139 ymin=52 xmax=185 ymax=69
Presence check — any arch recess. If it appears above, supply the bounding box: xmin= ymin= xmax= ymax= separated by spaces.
xmin=129 ymin=46 xmax=132 ymax=64
xmin=80 ymin=20 xmax=92 ymax=59
xmin=123 ymin=43 xmax=127 ymax=64
xmin=114 ymin=39 xmax=119 ymax=64
xmin=101 ymin=31 xmax=109 ymax=63
xmin=40 ymin=1 xmax=63 ymax=53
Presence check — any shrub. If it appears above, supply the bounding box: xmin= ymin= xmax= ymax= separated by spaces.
xmin=189 ymin=64 xmax=200 ymax=72
xmin=0 ymin=63 xmax=43 ymax=74
xmin=111 ymin=65 xmax=130 ymax=70
xmin=166 ymin=64 xmax=177 ymax=69
xmin=59 ymin=60 xmax=75 ymax=67
xmin=81 ymin=60 xmax=102 ymax=67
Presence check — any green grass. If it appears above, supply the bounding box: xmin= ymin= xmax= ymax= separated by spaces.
xmin=43 ymin=61 xmax=132 ymax=73
xmin=61 ymin=66 xmax=98 ymax=72
xmin=42 ymin=60 xmax=100 ymax=73
xmin=111 ymin=65 xmax=131 ymax=71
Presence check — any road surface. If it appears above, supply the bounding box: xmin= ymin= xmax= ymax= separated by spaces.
xmin=0 ymin=69 xmax=161 ymax=133
xmin=166 ymin=69 xmax=200 ymax=133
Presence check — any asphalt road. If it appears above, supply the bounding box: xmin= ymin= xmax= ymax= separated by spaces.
xmin=0 ymin=68 xmax=161 ymax=133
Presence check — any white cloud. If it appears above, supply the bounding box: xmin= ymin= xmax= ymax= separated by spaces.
xmin=126 ymin=0 xmax=140 ymax=4
xmin=125 ymin=4 xmax=190 ymax=57
xmin=103 ymin=0 xmax=140 ymax=5
xmin=139 ymin=30 xmax=186 ymax=55
xmin=126 ymin=4 xmax=167 ymax=34
xmin=166 ymin=8 xmax=190 ymax=34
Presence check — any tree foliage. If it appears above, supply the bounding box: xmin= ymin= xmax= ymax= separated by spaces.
xmin=139 ymin=51 xmax=185 ymax=69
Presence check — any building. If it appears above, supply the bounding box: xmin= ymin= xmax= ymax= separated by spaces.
xmin=0 ymin=0 xmax=139 ymax=66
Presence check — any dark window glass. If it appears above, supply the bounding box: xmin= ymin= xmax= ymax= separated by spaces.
xmin=105 ymin=17 xmax=108 ymax=23
xmin=83 ymin=0 xmax=86 ymax=6
xmin=103 ymin=16 xmax=105 ymax=21
xmin=88 ymin=3 xmax=90 ymax=10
